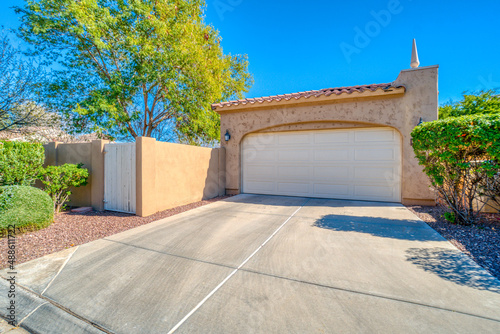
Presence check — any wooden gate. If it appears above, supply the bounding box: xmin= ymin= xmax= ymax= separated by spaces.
xmin=104 ymin=143 xmax=136 ymax=213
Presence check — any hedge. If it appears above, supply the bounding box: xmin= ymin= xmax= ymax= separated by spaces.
xmin=0 ymin=141 xmax=45 ymax=186
xmin=411 ymin=114 xmax=500 ymax=224
xmin=0 ymin=185 xmax=54 ymax=237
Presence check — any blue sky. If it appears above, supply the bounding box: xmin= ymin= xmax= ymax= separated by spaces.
xmin=2 ymin=0 xmax=500 ymax=105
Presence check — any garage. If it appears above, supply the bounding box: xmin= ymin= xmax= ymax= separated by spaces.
xmin=242 ymin=127 xmax=402 ymax=202
xmin=214 ymin=65 xmax=438 ymax=205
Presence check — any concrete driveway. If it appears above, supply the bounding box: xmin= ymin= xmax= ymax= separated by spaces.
xmin=1 ymin=194 xmax=500 ymax=333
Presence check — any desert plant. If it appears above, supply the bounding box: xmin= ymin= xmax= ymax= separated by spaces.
xmin=0 ymin=140 xmax=45 ymax=186
xmin=0 ymin=185 xmax=54 ymax=237
xmin=411 ymin=114 xmax=500 ymax=224
xmin=38 ymin=163 xmax=89 ymax=212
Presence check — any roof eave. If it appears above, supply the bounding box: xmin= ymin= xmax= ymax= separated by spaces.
xmin=213 ymin=86 xmax=406 ymax=113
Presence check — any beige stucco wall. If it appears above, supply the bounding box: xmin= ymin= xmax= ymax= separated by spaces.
xmin=42 ymin=140 xmax=108 ymax=209
xmin=217 ymin=65 xmax=439 ymax=205
xmin=136 ymin=137 xmax=225 ymax=217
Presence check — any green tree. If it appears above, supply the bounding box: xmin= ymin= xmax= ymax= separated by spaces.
xmin=439 ymin=90 xmax=500 ymax=119
xmin=16 ymin=0 xmax=252 ymax=144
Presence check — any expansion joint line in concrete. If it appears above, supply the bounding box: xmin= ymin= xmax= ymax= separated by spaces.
xmin=238 ymin=269 xmax=500 ymax=324
xmin=13 ymin=282 xmax=114 ymax=334
xmin=167 ymin=199 xmax=310 ymax=334
xmin=17 ymin=301 xmax=48 ymax=326
xmin=103 ymin=239 xmax=237 ymax=270
xmin=41 ymin=246 xmax=79 ymax=296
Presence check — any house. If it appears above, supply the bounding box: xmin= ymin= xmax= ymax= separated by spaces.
xmin=213 ymin=62 xmax=438 ymax=206
xmin=41 ymin=48 xmax=439 ymax=216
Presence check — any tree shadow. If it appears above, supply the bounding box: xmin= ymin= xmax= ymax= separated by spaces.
xmin=406 ymin=247 xmax=500 ymax=293
xmin=313 ymin=215 xmax=500 ymax=292
xmin=313 ymin=215 xmax=445 ymax=242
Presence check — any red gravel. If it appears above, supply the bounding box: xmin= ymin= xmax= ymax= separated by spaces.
xmin=0 ymin=196 xmax=231 ymax=269
xmin=407 ymin=205 xmax=500 ymax=280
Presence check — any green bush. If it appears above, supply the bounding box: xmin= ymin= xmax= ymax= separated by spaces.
xmin=411 ymin=114 xmax=500 ymax=224
xmin=0 ymin=141 xmax=45 ymax=186
xmin=0 ymin=185 xmax=54 ymax=236
xmin=38 ymin=163 xmax=89 ymax=212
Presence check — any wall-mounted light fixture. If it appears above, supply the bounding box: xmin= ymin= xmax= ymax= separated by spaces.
xmin=224 ymin=129 xmax=231 ymax=142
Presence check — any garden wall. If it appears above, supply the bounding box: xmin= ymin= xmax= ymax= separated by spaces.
xmin=43 ymin=140 xmax=107 ymax=209
xmin=44 ymin=138 xmax=225 ymax=216
xmin=136 ymin=137 xmax=225 ymax=217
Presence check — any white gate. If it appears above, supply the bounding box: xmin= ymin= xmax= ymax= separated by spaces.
xmin=104 ymin=143 xmax=136 ymax=213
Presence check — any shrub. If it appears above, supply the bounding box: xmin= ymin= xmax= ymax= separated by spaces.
xmin=477 ymin=163 xmax=500 ymax=210
xmin=0 ymin=185 xmax=54 ymax=236
xmin=38 ymin=163 xmax=89 ymax=212
xmin=0 ymin=141 xmax=45 ymax=186
xmin=411 ymin=114 xmax=500 ymax=224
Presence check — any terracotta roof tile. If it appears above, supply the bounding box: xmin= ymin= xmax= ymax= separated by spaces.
xmin=212 ymin=82 xmax=403 ymax=110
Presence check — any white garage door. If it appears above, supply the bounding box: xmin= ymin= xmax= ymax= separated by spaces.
xmin=242 ymin=127 xmax=401 ymax=202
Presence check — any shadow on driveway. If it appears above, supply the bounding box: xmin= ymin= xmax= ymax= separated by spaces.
xmin=405 ymin=247 xmax=500 ymax=293
xmin=313 ymin=214 xmax=500 ymax=292
xmin=313 ymin=214 xmax=444 ymax=242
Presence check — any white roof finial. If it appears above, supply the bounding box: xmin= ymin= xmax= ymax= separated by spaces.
xmin=411 ymin=39 xmax=420 ymax=68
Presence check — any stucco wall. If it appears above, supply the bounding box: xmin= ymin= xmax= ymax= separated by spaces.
xmin=43 ymin=138 xmax=224 ymax=216
xmin=136 ymin=137 xmax=225 ymax=217
xmin=217 ymin=66 xmax=439 ymax=205
xmin=42 ymin=140 xmax=108 ymax=209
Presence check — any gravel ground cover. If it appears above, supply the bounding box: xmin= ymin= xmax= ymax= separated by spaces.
xmin=407 ymin=205 xmax=500 ymax=280
xmin=0 ymin=196 xmax=230 ymax=269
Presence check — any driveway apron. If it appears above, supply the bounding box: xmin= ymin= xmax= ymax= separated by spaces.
xmin=1 ymin=194 xmax=499 ymax=333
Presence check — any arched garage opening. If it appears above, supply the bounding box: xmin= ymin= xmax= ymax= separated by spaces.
xmin=241 ymin=126 xmax=402 ymax=202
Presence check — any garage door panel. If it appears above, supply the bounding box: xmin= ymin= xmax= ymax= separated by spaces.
xmin=277 ymin=182 xmax=310 ymax=194
xmin=354 ymin=185 xmax=395 ymax=199
xmin=244 ymin=149 xmax=275 ymax=162
xmin=278 ymin=150 xmax=309 ymax=161
xmin=355 ymin=129 xmax=396 ymax=142
xmin=278 ymin=166 xmax=310 ymax=178
xmin=314 ymin=149 xmax=350 ymax=162
xmin=278 ymin=133 xmax=310 ymax=145
xmin=245 ymin=181 xmax=275 ymax=193
xmin=242 ymin=127 xmax=401 ymax=202
xmin=313 ymin=166 xmax=350 ymax=180
xmin=245 ymin=165 xmax=275 ymax=178
xmin=313 ymin=183 xmax=350 ymax=197
xmin=354 ymin=148 xmax=396 ymax=161
xmin=314 ymin=131 xmax=350 ymax=144
xmin=354 ymin=167 xmax=396 ymax=181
